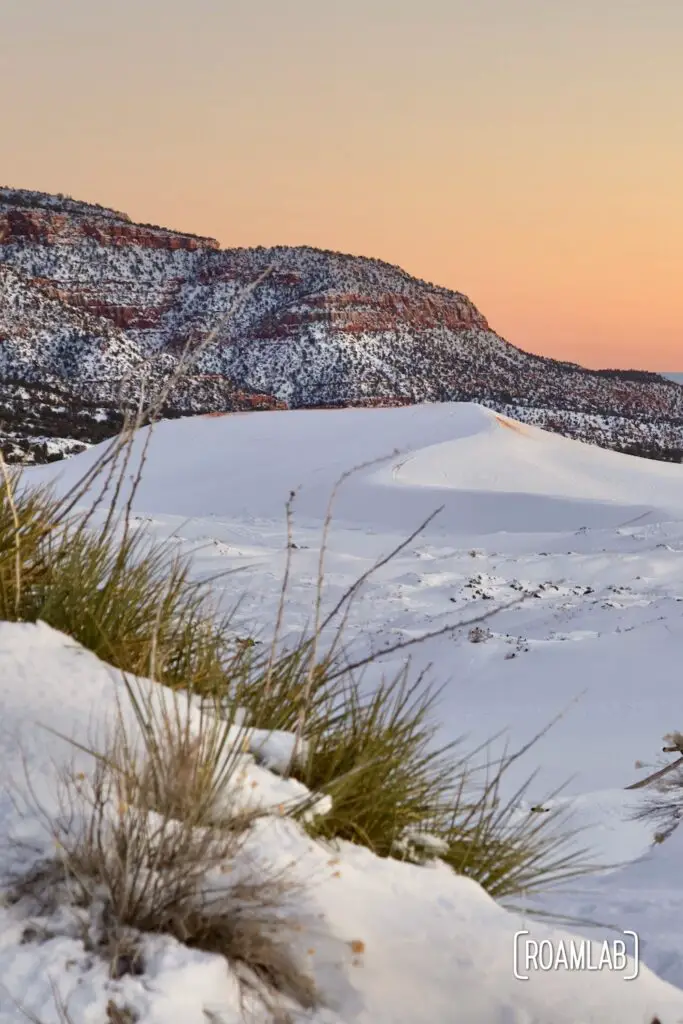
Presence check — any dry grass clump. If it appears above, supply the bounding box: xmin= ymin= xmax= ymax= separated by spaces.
xmin=7 ymin=677 xmax=318 ymax=1020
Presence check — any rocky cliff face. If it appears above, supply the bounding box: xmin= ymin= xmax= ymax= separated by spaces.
xmin=0 ymin=186 xmax=681 ymax=463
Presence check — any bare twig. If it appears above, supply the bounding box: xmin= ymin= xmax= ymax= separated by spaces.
xmin=626 ymin=756 xmax=683 ymax=791
xmin=0 ymin=451 xmax=22 ymax=617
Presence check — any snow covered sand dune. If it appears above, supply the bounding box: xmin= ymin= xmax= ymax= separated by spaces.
xmin=18 ymin=401 xmax=683 ymax=1011
xmin=1 ymin=622 xmax=683 ymax=1024
xmin=383 ymin=410 xmax=683 ymax=527
xmin=34 ymin=403 xmax=683 ymax=534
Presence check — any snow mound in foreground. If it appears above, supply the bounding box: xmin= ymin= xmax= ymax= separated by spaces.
xmin=1 ymin=621 xmax=682 ymax=1024
xmin=33 ymin=402 xmax=683 ymax=534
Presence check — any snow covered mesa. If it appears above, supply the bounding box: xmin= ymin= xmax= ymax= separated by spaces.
xmin=1 ymin=185 xmax=682 ymax=463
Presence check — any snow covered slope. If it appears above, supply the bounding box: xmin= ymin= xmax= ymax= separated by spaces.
xmin=26 ymin=401 xmax=683 ymax=1008
xmin=2 ymin=622 xmax=683 ymax=1024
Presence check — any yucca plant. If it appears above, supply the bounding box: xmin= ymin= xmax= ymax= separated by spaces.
xmin=291 ymin=665 xmax=461 ymax=855
xmin=0 ymin=461 xmax=63 ymax=620
xmin=24 ymin=521 xmax=239 ymax=693
xmin=288 ymin=665 xmax=593 ymax=899
xmin=434 ymin=750 xmax=592 ymax=901
xmin=0 ymin=461 xmax=251 ymax=698
xmin=226 ymin=639 xmax=343 ymax=735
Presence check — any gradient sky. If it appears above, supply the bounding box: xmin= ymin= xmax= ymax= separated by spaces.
xmin=2 ymin=0 xmax=682 ymax=369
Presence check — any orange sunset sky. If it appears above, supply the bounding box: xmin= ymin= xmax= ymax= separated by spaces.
xmin=2 ymin=0 xmax=682 ymax=370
